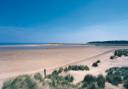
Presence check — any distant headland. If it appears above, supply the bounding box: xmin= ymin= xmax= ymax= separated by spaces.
xmin=87 ymin=40 xmax=128 ymax=46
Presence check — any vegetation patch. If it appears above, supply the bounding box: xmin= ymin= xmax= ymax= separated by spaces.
xmin=96 ymin=75 xmax=106 ymax=88
xmin=123 ymin=79 xmax=128 ymax=89
xmin=110 ymin=49 xmax=128 ymax=59
xmin=2 ymin=66 xmax=128 ymax=89
xmin=82 ymin=74 xmax=105 ymax=89
xmin=64 ymin=65 xmax=90 ymax=72
xmin=92 ymin=60 xmax=101 ymax=67
xmin=34 ymin=73 xmax=43 ymax=82
xmin=47 ymin=69 xmax=74 ymax=86
xmin=2 ymin=75 xmax=39 ymax=89
xmin=106 ymin=67 xmax=128 ymax=87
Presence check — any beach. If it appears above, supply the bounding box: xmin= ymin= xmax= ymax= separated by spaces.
xmin=0 ymin=45 xmax=128 ymax=88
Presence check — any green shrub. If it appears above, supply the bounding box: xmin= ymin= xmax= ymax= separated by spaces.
xmin=87 ymin=83 xmax=99 ymax=89
xmin=83 ymin=75 xmax=96 ymax=83
xmin=64 ymin=65 xmax=89 ymax=72
xmin=48 ymin=71 xmax=74 ymax=87
xmin=110 ymin=56 xmax=115 ymax=59
xmin=51 ymin=70 xmax=60 ymax=76
xmin=123 ymin=75 xmax=128 ymax=81
xmin=84 ymin=65 xmax=90 ymax=71
xmin=92 ymin=62 xmax=98 ymax=67
xmin=123 ymin=79 xmax=128 ymax=89
xmin=64 ymin=74 xmax=74 ymax=83
xmin=92 ymin=60 xmax=101 ymax=67
xmin=2 ymin=75 xmax=39 ymax=89
xmin=96 ymin=75 xmax=105 ymax=88
xmin=96 ymin=60 xmax=100 ymax=63
xmin=112 ymin=49 xmax=128 ymax=58
xmin=81 ymin=74 xmax=105 ymax=89
xmin=64 ymin=67 xmax=68 ymax=72
xmin=82 ymin=74 xmax=96 ymax=88
xmin=34 ymin=73 xmax=43 ymax=82
xmin=114 ymin=50 xmax=122 ymax=57
xmin=105 ymin=67 xmax=128 ymax=86
xmin=106 ymin=73 xmax=122 ymax=85
xmin=106 ymin=67 xmax=128 ymax=86
xmin=58 ymin=67 xmax=63 ymax=74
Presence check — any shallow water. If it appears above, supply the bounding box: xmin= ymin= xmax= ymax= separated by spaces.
xmin=0 ymin=44 xmax=86 ymax=51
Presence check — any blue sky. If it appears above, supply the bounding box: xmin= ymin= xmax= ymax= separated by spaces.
xmin=0 ymin=0 xmax=128 ymax=43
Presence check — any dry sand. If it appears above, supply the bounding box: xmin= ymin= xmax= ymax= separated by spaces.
xmin=0 ymin=45 xmax=128 ymax=88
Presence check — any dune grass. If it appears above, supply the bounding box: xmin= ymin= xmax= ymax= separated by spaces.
xmin=2 ymin=65 xmax=128 ymax=89
xmin=106 ymin=67 xmax=128 ymax=89
xmin=110 ymin=49 xmax=128 ymax=59
xmin=2 ymin=75 xmax=39 ymax=89
xmin=81 ymin=74 xmax=105 ymax=89
xmin=64 ymin=65 xmax=90 ymax=72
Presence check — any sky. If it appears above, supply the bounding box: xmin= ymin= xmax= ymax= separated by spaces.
xmin=0 ymin=0 xmax=128 ymax=43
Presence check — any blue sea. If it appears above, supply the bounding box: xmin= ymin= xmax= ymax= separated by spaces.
xmin=0 ymin=43 xmax=83 ymax=51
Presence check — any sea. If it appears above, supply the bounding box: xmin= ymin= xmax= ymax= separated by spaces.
xmin=0 ymin=43 xmax=84 ymax=51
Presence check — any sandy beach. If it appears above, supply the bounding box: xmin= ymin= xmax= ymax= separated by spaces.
xmin=0 ymin=45 xmax=128 ymax=88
